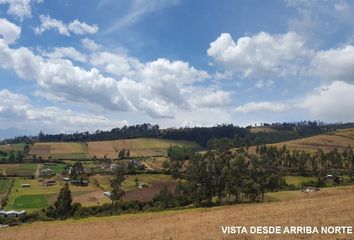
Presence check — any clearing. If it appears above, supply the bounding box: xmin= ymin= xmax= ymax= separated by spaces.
xmin=29 ymin=142 xmax=87 ymax=159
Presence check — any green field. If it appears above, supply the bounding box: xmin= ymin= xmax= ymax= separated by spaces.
xmin=0 ymin=163 xmax=38 ymax=176
xmin=0 ymin=143 xmax=26 ymax=153
xmin=12 ymin=194 xmax=49 ymax=210
xmin=41 ymin=163 xmax=66 ymax=174
xmin=92 ymin=174 xmax=174 ymax=191
xmin=284 ymin=176 xmax=317 ymax=188
xmin=0 ymin=179 xmax=11 ymax=193
xmin=5 ymin=178 xmax=109 ymax=211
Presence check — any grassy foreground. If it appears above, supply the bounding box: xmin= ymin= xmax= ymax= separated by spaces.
xmin=0 ymin=186 xmax=352 ymax=240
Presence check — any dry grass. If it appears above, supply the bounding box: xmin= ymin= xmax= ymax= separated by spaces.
xmin=248 ymin=131 xmax=354 ymax=154
xmin=29 ymin=142 xmax=87 ymax=159
xmin=87 ymin=138 xmax=199 ymax=159
xmin=0 ymin=186 xmax=352 ymax=240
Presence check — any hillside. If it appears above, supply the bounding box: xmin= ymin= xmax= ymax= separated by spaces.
xmin=0 ymin=186 xmax=352 ymax=240
xmin=249 ymin=128 xmax=354 ymax=154
xmin=26 ymin=138 xmax=200 ymax=160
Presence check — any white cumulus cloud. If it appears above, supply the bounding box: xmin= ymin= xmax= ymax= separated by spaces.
xmin=0 ymin=18 xmax=21 ymax=44
xmin=207 ymin=31 xmax=312 ymax=78
xmin=34 ymin=15 xmax=98 ymax=36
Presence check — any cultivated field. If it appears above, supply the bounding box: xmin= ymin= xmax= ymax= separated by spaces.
xmin=0 ymin=186 xmax=352 ymax=240
xmin=248 ymin=129 xmax=354 ymax=154
xmin=87 ymin=138 xmax=200 ymax=159
xmin=0 ymin=163 xmax=38 ymax=176
xmin=29 ymin=142 xmax=87 ymax=159
xmin=0 ymin=143 xmax=26 ymax=153
xmin=92 ymin=174 xmax=177 ymax=202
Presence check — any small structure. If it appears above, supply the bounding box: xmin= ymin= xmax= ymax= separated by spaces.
xmin=42 ymin=180 xmax=56 ymax=186
xmin=138 ymin=183 xmax=149 ymax=189
xmin=70 ymin=179 xmax=88 ymax=186
xmin=21 ymin=184 xmax=31 ymax=188
xmin=62 ymin=177 xmax=70 ymax=182
xmin=0 ymin=210 xmax=26 ymax=218
xmin=103 ymin=191 xmax=112 ymax=198
xmin=302 ymin=186 xmax=320 ymax=193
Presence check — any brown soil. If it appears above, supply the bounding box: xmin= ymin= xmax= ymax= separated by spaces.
xmin=124 ymin=181 xmax=177 ymax=202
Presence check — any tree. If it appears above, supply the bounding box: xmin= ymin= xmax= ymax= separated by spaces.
xmin=110 ymin=164 xmax=126 ymax=214
xmin=70 ymin=161 xmax=85 ymax=180
xmin=54 ymin=183 xmax=72 ymax=218
xmin=153 ymin=185 xmax=174 ymax=209
xmin=118 ymin=149 xmax=126 ymax=159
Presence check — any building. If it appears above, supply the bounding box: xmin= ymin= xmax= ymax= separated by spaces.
xmin=21 ymin=184 xmax=31 ymax=188
xmin=0 ymin=210 xmax=26 ymax=218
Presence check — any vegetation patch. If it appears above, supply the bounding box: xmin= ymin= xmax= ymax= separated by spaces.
xmin=12 ymin=194 xmax=48 ymax=210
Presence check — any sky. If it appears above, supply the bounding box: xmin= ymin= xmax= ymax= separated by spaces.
xmin=0 ymin=0 xmax=354 ymax=138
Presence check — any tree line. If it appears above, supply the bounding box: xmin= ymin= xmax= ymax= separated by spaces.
xmin=2 ymin=121 xmax=354 ymax=148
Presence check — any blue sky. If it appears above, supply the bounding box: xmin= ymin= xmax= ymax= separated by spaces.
xmin=0 ymin=0 xmax=354 ymax=137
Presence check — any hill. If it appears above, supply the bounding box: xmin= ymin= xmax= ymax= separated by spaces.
xmin=249 ymin=128 xmax=354 ymax=154
xmin=0 ymin=185 xmax=352 ymax=240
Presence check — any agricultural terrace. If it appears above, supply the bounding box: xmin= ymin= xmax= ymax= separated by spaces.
xmin=0 ymin=185 xmax=352 ymax=240
xmin=87 ymin=138 xmax=200 ymax=159
xmin=5 ymin=178 xmax=110 ymax=212
xmin=29 ymin=142 xmax=87 ymax=160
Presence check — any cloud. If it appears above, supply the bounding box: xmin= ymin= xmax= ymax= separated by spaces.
xmin=40 ymin=47 xmax=87 ymax=62
xmin=234 ymin=101 xmax=291 ymax=114
xmin=0 ymin=18 xmax=21 ymax=44
xmin=0 ymin=89 xmax=127 ymax=133
xmin=0 ymin=31 xmax=212 ymax=119
xmin=311 ymin=45 xmax=354 ymax=84
xmin=300 ymin=81 xmax=354 ymax=122
xmin=81 ymin=38 xmax=101 ymax=51
xmin=107 ymin=0 xmax=180 ymax=31
xmin=0 ymin=0 xmax=42 ymax=20
xmin=207 ymin=32 xmax=312 ymax=78
xmin=34 ymin=15 xmax=98 ymax=36
xmin=186 ymin=88 xmax=231 ymax=108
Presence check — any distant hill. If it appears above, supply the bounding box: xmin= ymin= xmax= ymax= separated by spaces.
xmin=249 ymin=128 xmax=354 ymax=154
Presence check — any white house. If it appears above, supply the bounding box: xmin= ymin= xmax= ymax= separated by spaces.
xmin=0 ymin=210 xmax=26 ymax=218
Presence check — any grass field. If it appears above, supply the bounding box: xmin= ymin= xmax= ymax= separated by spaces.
xmin=5 ymin=178 xmax=110 ymax=211
xmin=40 ymin=163 xmax=66 ymax=174
xmin=0 ymin=163 xmax=38 ymax=176
xmin=0 ymin=185 xmax=352 ymax=240
xmin=87 ymin=138 xmax=200 ymax=159
xmin=0 ymin=143 xmax=26 ymax=153
xmin=0 ymin=179 xmax=11 ymax=193
xmin=284 ymin=176 xmax=317 ymax=188
xmin=12 ymin=194 xmax=49 ymax=210
xmin=29 ymin=142 xmax=87 ymax=159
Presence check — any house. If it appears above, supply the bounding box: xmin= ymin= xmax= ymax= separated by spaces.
xmin=0 ymin=210 xmax=26 ymax=218
xmin=139 ymin=183 xmax=149 ymax=189
xmin=302 ymin=186 xmax=320 ymax=192
xmin=42 ymin=180 xmax=56 ymax=186
xmin=62 ymin=177 xmax=70 ymax=182
xmin=70 ymin=179 xmax=88 ymax=186
xmin=21 ymin=184 xmax=31 ymax=188
xmin=103 ymin=191 xmax=112 ymax=198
